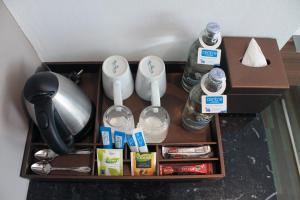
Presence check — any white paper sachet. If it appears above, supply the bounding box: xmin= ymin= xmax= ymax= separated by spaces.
xmin=241 ymin=38 xmax=267 ymax=67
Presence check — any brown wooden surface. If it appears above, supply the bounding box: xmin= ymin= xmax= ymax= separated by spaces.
xmin=220 ymin=37 xmax=290 ymax=113
xmin=223 ymin=37 xmax=289 ymax=91
xmin=226 ymin=93 xmax=281 ymax=113
xmin=21 ymin=62 xmax=225 ymax=180
xmin=281 ymin=39 xmax=300 ymax=86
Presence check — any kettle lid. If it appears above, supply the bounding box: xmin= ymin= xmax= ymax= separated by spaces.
xmin=24 ymin=72 xmax=58 ymax=103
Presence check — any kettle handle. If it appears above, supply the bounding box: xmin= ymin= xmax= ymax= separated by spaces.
xmin=34 ymin=96 xmax=74 ymax=154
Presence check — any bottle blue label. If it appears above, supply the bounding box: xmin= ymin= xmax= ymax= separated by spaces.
xmin=197 ymin=48 xmax=221 ymax=65
xmin=202 ymin=95 xmax=227 ymax=113
xmin=206 ymin=96 xmax=224 ymax=104
xmin=201 ymin=49 xmax=218 ymax=57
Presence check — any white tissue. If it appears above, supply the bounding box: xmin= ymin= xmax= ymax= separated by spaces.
xmin=242 ymin=38 xmax=267 ymax=67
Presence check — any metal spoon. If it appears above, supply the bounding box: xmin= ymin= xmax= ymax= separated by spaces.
xmin=31 ymin=162 xmax=91 ymax=175
xmin=34 ymin=148 xmax=92 ymax=161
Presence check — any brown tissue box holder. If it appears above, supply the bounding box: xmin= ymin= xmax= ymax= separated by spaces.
xmin=222 ymin=37 xmax=289 ymax=113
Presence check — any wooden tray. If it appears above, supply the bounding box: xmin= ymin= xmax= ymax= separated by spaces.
xmin=20 ymin=62 xmax=225 ymax=180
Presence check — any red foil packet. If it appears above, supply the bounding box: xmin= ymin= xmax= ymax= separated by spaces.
xmin=159 ymin=163 xmax=214 ymax=175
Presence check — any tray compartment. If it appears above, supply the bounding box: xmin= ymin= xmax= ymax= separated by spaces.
xmin=93 ymin=160 xmax=132 ymax=177
xmin=21 ymin=63 xmax=100 ymax=179
xmin=123 ymin=161 xmax=132 ymax=176
xmin=159 ymin=144 xmax=219 ymax=161
xmin=28 ymin=145 xmax=94 ymax=176
xmin=158 ymin=160 xmax=221 ymax=177
xmin=27 ymin=65 xmax=100 ymax=145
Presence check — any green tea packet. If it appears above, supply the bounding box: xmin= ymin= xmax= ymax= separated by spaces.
xmin=97 ymin=149 xmax=123 ymax=176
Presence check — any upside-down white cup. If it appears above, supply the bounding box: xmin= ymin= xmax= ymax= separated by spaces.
xmin=102 ymin=55 xmax=134 ymax=106
xmin=135 ymin=56 xmax=166 ymax=106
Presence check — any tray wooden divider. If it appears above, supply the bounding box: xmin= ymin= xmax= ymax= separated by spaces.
xmin=20 ymin=62 xmax=225 ymax=180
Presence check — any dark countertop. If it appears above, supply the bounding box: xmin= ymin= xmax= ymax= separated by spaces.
xmin=27 ymin=114 xmax=276 ymax=200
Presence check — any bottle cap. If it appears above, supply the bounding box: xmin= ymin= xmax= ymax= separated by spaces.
xmin=206 ymin=22 xmax=221 ymax=35
xmin=209 ymin=68 xmax=226 ymax=83
xmin=201 ymin=70 xmax=226 ymax=95
xmin=199 ymin=23 xmax=222 ymax=49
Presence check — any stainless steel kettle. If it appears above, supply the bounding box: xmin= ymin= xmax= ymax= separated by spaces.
xmin=23 ymin=71 xmax=94 ymax=154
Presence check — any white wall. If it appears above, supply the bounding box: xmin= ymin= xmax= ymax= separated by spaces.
xmin=3 ymin=0 xmax=300 ymax=62
xmin=0 ymin=1 xmax=41 ymax=200
xmin=295 ymin=27 xmax=300 ymax=35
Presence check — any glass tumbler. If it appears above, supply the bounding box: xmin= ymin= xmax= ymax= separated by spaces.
xmin=138 ymin=106 xmax=170 ymax=143
xmin=103 ymin=105 xmax=135 ymax=141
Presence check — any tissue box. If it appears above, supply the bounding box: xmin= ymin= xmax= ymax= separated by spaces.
xmin=222 ymin=37 xmax=289 ymax=113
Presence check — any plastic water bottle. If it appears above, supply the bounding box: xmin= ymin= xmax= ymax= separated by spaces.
xmin=182 ymin=22 xmax=222 ymax=92
xmin=182 ymin=68 xmax=226 ymax=131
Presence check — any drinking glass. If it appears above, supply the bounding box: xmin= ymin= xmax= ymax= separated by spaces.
xmin=138 ymin=106 xmax=170 ymax=143
xmin=103 ymin=105 xmax=135 ymax=141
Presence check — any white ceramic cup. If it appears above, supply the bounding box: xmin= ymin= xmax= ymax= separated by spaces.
xmin=135 ymin=56 xmax=166 ymax=106
xmin=102 ymin=55 xmax=134 ymax=106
